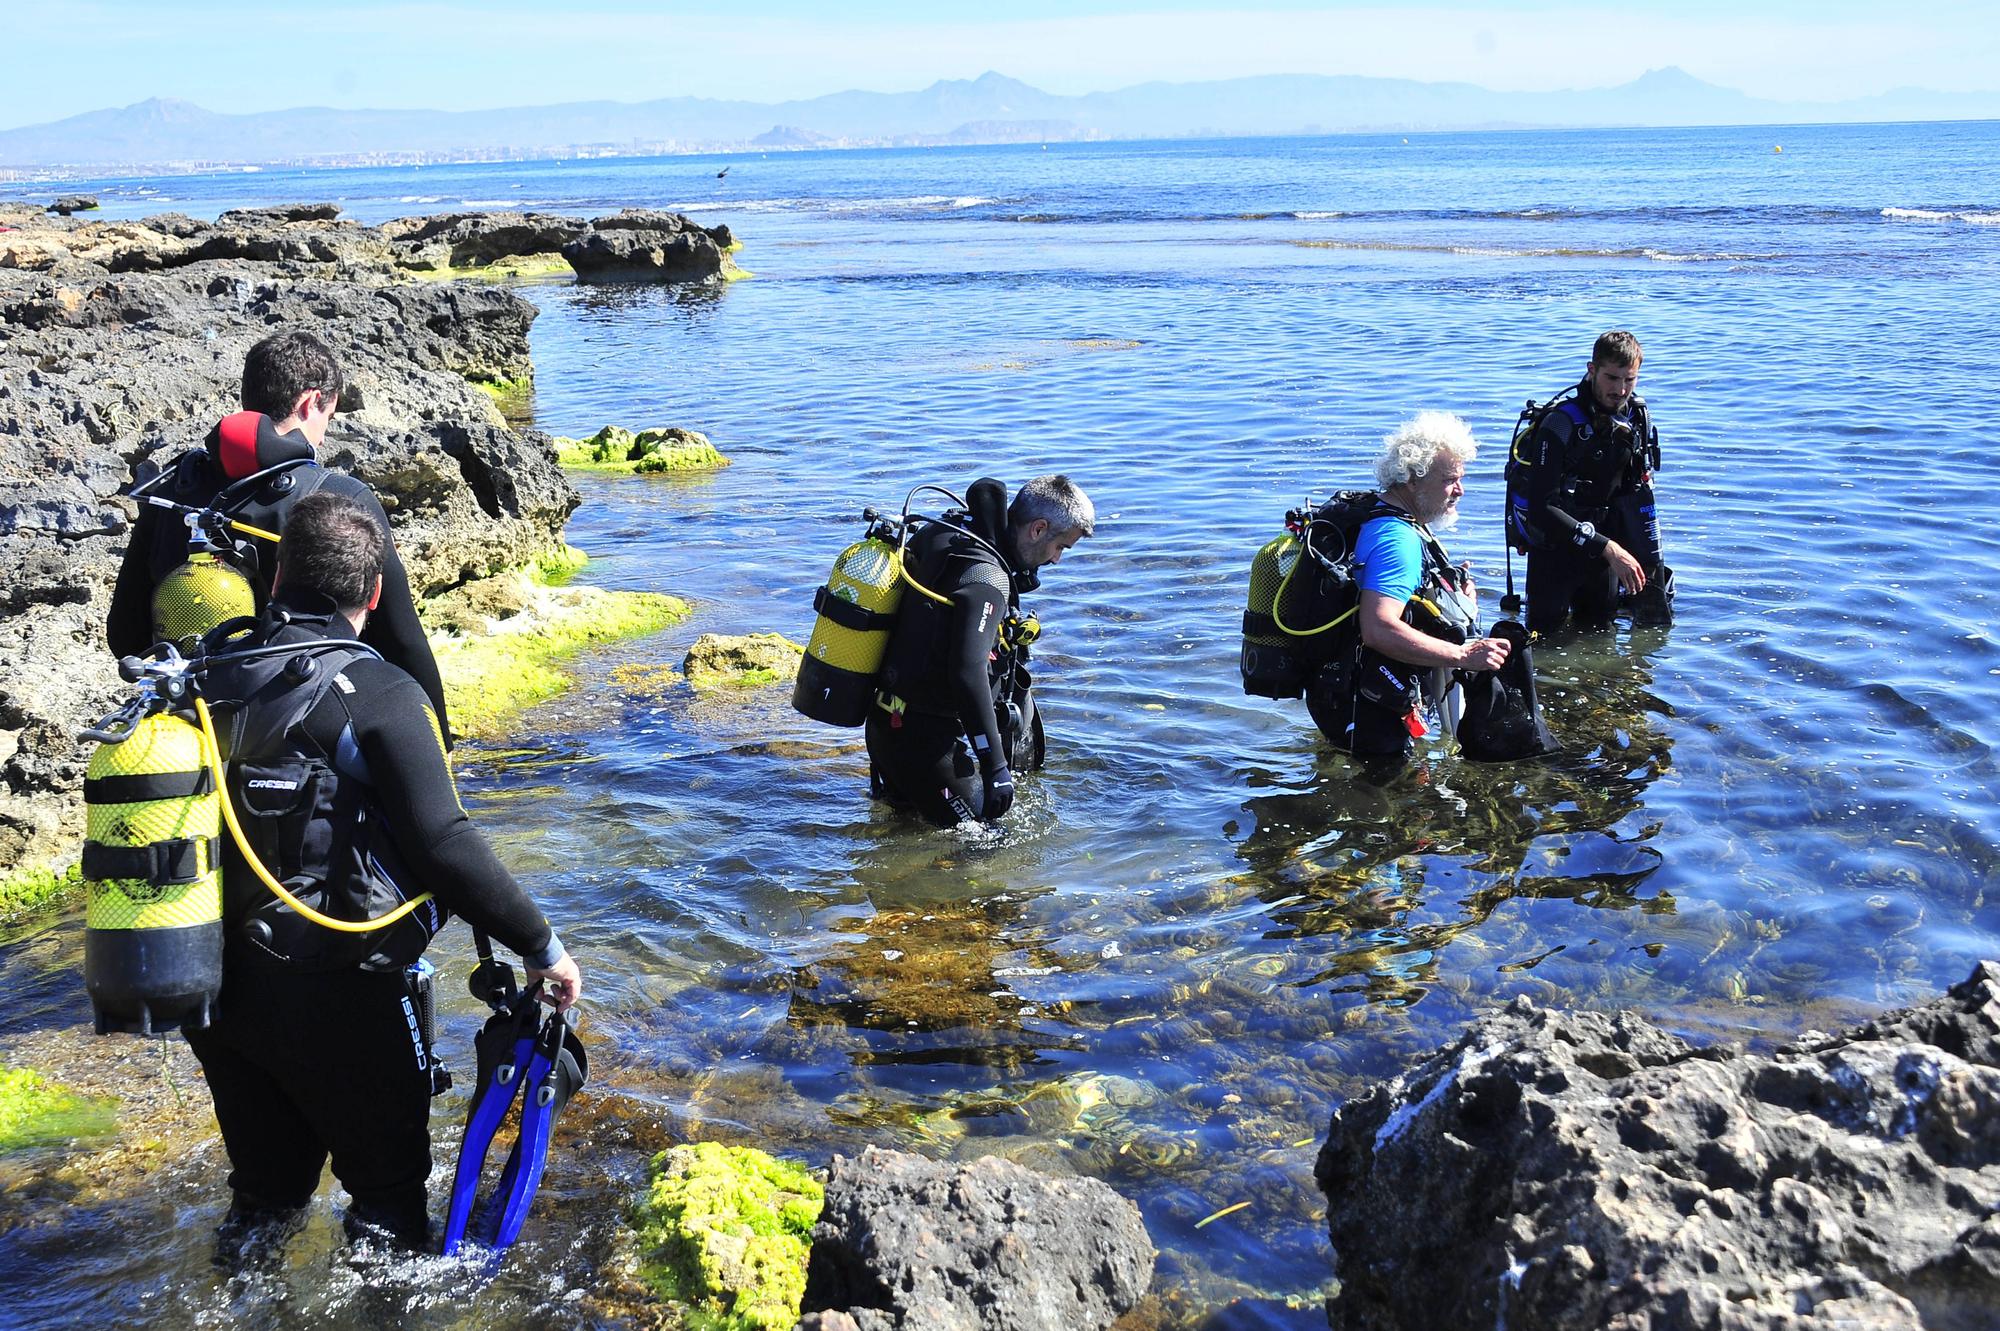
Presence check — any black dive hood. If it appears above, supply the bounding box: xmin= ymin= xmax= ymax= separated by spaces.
xmin=205 ymin=411 xmax=315 ymax=482
xmin=966 ymin=475 xmax=1041 ymax=591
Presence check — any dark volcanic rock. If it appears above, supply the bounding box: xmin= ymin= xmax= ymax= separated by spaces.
xmin=0 ymin=256 xmax=572 ymax=883
xmin=49 ymin=196 xmax=99 ymax=215
xmin=191 ymin=218 xmax=395 ymax=273
xmin=217 ymin=202 xmax=341 ymax=227
xmin=563 ymin=227 xmax=722 ymax=284
xmin=1316 ymin=963 xmax=2000 ymax=1331
xmin=798 ymin=1146 xmax=1154 ymax=1331
xmin=136 ymin=213 xmax=210 ymax=240
xmin=380 ymin=210 xmax=589 ymax=268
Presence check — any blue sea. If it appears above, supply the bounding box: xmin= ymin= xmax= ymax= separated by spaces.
xmin=4 ymin=122 xmax=2000 ymax=1327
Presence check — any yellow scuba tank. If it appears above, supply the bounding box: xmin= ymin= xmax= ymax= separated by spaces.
xmin=152 ymin=549 xmax=256 ymax=653
xmin=793 ymin=519 xmax=907 ymax=727
xmin=81 ymin=704 xmax=223 ymax=1035
xmin=1241 ymin=530 xmax=1309 ymax=699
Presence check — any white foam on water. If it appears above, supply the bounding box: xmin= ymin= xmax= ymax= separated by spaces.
xmin=1882 ymin=206 xmax=2000 ymax=225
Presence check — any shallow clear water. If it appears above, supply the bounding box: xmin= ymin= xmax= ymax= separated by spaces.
xmin=4 ymin=123 xmax=1999 ymax=1327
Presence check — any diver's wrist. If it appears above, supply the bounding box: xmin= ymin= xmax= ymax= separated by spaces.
xmin=525 ymin=932 xmax=567 ymax=971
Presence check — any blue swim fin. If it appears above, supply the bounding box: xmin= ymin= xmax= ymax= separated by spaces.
xmin=440 ymin=960 xmax=588 ymax=1256
xmin=489 ymin=1007 xmax=587 ymax=1247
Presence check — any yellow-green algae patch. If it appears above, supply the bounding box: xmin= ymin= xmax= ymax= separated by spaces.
xmin=424 ymin=554 xmax=689 ymax=741
xmin=0 ymin=1066 xmax=117 ymax=1152
xmin=632 ymin=1141 xmax=823 ymax=1331
xmin=404 ymin=252 xmax=576 ymax=283
xmin=0 ymin=863 xmax=81 ymax=921
xmin=682 ymin=633 xmax=803 ymax=691
xmin=554 ymin=425 xmax=730 ymax=475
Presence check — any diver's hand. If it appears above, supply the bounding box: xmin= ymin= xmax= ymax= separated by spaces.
xmin=527 ymin=955 xmax=583 ymax=1012
xmin=981 ymin=764 xmax=1015 ymax=821
xmin=1458 ymin=636 xmax=1512 ymax=672
xmin=1603 ymin=541 xmax=1646 ymax=595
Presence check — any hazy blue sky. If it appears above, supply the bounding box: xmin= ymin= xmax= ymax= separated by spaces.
xmin=6 ymin=1 xmax=1996 ymax=129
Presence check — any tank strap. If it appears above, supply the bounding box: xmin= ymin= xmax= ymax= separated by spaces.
xmin=82 ymin=836 xmax=219 ymax=886
xmin=813 ymin=585 xmax=896 ymax=633
xmin=84 ymin=768 xmax=215 ymax=804
xmin=1243 ymin=609 xmax=1278 ymax=636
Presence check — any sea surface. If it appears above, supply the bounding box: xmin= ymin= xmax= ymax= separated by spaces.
xmin=4 ymin=122 xmax=2000 ymax=1328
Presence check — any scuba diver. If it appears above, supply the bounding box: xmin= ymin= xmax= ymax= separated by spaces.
xmin=1503 ymin=329 xmax=1674 ymax=634
xmin=795 ymin=474 xmax=1093 ymax=827
xmin=106 ymin=329 xmax=450 ymax=737
xmin=871 ymin=474 xmax=1092 ymax=826
xmin=1305 ymin=412 xmax=1526 ymax=765
xmin=1237 ymin=412 xmax=1552 ymax=767
xmin=172 ymin=492 xmax=582 ymax=1250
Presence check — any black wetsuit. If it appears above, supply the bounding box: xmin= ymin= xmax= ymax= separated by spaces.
xmin=866 ymin=519 xmax=1037 ymax=826
xmin=1516 ymin=386 xmax=1662 ymax=634
xmin=107 ymin=413 xmax=449 ymax=740
xmin=184 ymin=591 xmax=557 ymax=1243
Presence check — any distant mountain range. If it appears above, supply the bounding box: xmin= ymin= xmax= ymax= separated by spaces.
xmin=3 ymin=69 xmax=1996 ymax=170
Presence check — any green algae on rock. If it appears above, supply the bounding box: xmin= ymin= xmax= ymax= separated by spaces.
xmin=0 ymin=863 xmax=81 ymax=921
xmin=0 ymin=1066 xmax=117 ymax=1152
xmin=424 ymin=555 xmax=690 ymax=741
xmin=632 ymin=1142 xmax=823 ymax=1331
xmin=406 ymin=252 xmax=577 ymax=284
xmin=682 ymin=633 xmax=803 ymax=691
xmin=554 ymin=425 xmax=730 ymax=474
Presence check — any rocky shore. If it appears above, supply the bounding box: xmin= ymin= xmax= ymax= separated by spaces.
xmin=0 ymin=199 xmax=733 ymax=912
xmin=1317 ymin=961 xmax=2000 ymax=1330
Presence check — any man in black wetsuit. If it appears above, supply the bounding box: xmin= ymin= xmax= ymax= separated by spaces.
xmin=184 ymin=493 xmax=582 ymax=1249
xmin=1509 ymin=330 xmax=1670 ymax=634
xmin=107 ymin=330 xmax=449 ymax=737
xmin=866 ymin=474 xmax=1094 ymax=827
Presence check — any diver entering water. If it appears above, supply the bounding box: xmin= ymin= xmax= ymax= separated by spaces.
xmin=1503 ymin=329 xmax=1676 ymax=634
xmin=796 ymin=474 xmax=1091 ymax=827
xmin=106 ymin=329 xmax=450 ymax=737
xmin=1240 ymin=413 xmax=1554 ymax=766
xmin=137 ymin=493 xmax=585 ymax=1251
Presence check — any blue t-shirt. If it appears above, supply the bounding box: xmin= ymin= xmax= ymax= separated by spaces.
xmin=1354 ymin=515 xmax=1423 ymax=602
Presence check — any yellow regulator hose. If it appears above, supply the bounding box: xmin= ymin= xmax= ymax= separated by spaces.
xmin=196 ymin=695 xmax=435 ymax=933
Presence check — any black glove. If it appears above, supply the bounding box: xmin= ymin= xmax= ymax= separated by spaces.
xmin=981 ymin=763 xmax=1015 ymax=821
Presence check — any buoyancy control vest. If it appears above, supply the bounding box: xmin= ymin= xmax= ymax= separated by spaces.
xmin=877 ymin=510 xmax=1024 ymax=720
xmin=1300 ymin=505 xmax=1482 ymax=752
xmin=200 ymin=610 xmax=442 ymax=973
xmin=1504 ymin=385 xmax=1658 ymax=554
xmin=1353 ymin=513 xmax=1480 ymax=712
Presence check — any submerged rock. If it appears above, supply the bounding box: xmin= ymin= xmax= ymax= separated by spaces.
xmin=0 ymin=1065 xmax=116 ymax=1151
xmin=632 ymin=1141 xmax=824 ymax=1331
xmin=683 ymin=633 xmax=804 ymax=691
xmin=1316 ymin=961 xmax=2000 ymax=1331
xmin=798 ymin=1146 xmax=1155 ymax=1331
